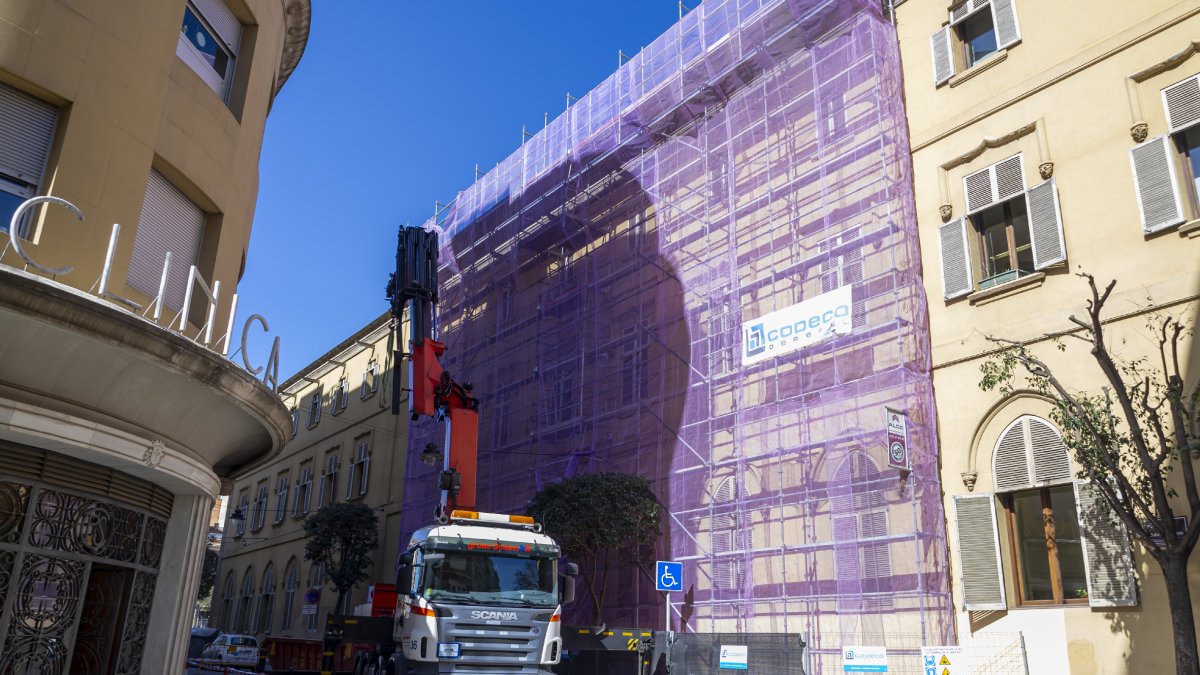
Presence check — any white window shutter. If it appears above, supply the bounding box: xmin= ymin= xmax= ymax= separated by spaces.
xmin=991 ymin=0 xmax=1021 ymax=49
xmin=1026 ymin=178 xmax=1067 ymax=269
xmin=1074 ymin=482 xmax=1138 ymax=607
xmin=1129 ymin=135 xmax=1185 ymax=233
xmin=1028 ymin=416 xmax=1072 ymax=484
xmin=938 ymin=217 xmax=973 ymax=299
xmin=0 ymin=82 xmax=58 ymax=184
xmin=191 ymin=0 xmax=242 ymax=54
xmin=1162 ymin=74 xmax=1200 ymax=133
xmin=993 ymin=419 xmax=1031 ymax=491
xmin=931 ymin=26 xmax=955 ymax=86
xmin=129 ymin=170 xmax=206 ymax=312
xmin=965 ymin=154 xmax=1024 ymax=214
xmin=993 ymin=155 xmax=1025 ymax=202
xmin=963 ymin=167 xmax=995 ymax=213
xmin=954 ymin=494 xmax=1007 ymax=610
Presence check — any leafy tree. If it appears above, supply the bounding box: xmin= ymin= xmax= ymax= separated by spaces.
xmin=303 ymin=502 xmax=380 ymax=613
xmin=526 ymin=472 xmax=662 ymax=623
xmin=196 ymin=547 xmax=219 ymax=600
xmin=980 ymin=273 xmax=1200 ymax=674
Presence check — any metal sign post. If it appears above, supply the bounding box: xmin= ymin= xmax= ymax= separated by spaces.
xmin=655 ymin=561 xmax=682 ymax=632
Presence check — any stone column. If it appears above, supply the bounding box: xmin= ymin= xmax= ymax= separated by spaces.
xmin=140 ymin=492 xmax=216 ymax=675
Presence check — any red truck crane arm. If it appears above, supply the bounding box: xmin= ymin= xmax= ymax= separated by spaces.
xmin=387 ymin=226 xmax=480 ymax=513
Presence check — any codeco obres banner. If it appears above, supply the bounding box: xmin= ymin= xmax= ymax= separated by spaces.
xmin=741 ymin=286 xmax=853 ymax=366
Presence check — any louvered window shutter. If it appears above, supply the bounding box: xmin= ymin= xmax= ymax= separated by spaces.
xmin=1026 ymin=178 xmax=1066 ymax=269
xmin=993 ymin=420 xmax=1030 ymax=491
xmin=1162 ymin=74 xmax=1200 ymax=133
xmin=954 ymin=494 xmax=1007 ymax=610
xmin=192 ymin=0 xmax=242 ymax=54
xmin=1129 ymin=136 xmax=1185 ymax=233
xmin=990 ymin=0 xmax=1021 ymax=49
xmin=833 ymin=514 xmax=861 ymax=580
xmin=1028 ymin=416 xmax=1072 ymax=484
xmin=129 ymin=170 xmax=206 ymax=313
xmin=1074 ymin=482 xmax=1138 ymax=607
xmin=0 ymin=82 xmax=58 ymax=184
xmin=931 ymin=26 xmax=955 ymax=86
xmin=938 ymin=217 xmax=973 ymax=299
xmin=965 ymin=154 xmax=1025 ymax=214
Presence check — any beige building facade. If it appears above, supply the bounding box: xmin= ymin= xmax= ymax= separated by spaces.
xmin=895 ymin=0 xmax=1200 ymax=671
xmin=0 ymin=0 xmax=308 ymax=673
xmin=212 ymin=314 xmax=409 ymax=668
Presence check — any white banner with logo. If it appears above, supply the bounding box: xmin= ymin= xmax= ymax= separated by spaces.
xmin=741 ymin=286 xmax=853 ymax=365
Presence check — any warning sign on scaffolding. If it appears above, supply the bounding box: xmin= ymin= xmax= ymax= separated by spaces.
xmin=920 ymin=645 xmax=968 ymax=675
xmin=884 ymin=406 xmax=910 ymax=471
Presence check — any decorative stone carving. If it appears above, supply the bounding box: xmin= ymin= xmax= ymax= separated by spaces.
xmin=961 ymin=471 xmax=978 ymax=492
xmin=1131 ymin=123 xmax=1149 ymax=143
xmin=142 ymin=440 xmax=165 ymax=468
xmin=939 ymin=204 xmax=953 ymax=222
xmin=1038 ymin=162 xmax=1054 ymax=180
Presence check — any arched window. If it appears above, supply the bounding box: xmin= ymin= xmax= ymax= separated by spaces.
xmin=237 ymin=568 xmax=255 ymax=633
xmin=993 ymin=414 xmax=1072 ymax=491
xmin=993 ymin=415 xmax=1085 ymax=605
xmin=221 ymin=572 xmax=236 ymax=631
xmin=954 ymin=414 xmax=1137 ymax=611
xmin=257 ymin=564 xmax=276 ymax=634
xmin=709 ymin=475 xmax=741 ymax=593
xmin=280 ymin=558 xmax=299 ymax=633
xmin=829 ymin=452 xmax=891 ymax=611
xmin=307 ymin=563 xmax=325 ymax=631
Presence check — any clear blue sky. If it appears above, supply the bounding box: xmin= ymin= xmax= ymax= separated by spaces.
xmin=236 ymin=2 xmax=682 ymax=380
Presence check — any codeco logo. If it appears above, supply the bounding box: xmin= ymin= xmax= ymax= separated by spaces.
xmin=741 ymin=286 xmax=853 ymax=366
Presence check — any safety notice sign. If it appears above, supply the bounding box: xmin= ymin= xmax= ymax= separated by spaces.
xmin=920 ymin=645 xmax=968 ymax=675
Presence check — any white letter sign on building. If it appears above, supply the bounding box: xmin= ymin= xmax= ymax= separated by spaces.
xmin=741 ymin=286 xmax=852 ymax=365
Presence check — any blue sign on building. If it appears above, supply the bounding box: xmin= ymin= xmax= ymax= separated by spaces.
xmin=655 ymin=561 xmax=682 ymax=592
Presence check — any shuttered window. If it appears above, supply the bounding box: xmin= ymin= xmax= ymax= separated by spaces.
xmin=939 ymin=155 xmax=1067 ymax=298
xmin=1074 ymin=482 xmax=1138 ymax=607
xmin=0 ymin=83 xmax=58 ymax=237
xmin=938 ymin=218 xmax=973 ymax=299
xmin=1163 ymin=74 xmax=1200 ymax=134
xmin=177 ymin=0 xmax=241 ymax=101
xmin=964 ymin=155 xmax=1025 ymax=214
xmin=1026 ymin=178 xmax=1066 ymax=268
xmin=953 ymin=494 xmax=1006 ymax=610
xmin=993 ymin=415 xmax=1073 ymax=492
xmin=931 ymin=26 xmax=955 ymax=86
xmin=1129 ymin=136 xmax=1185 ymax=233
xmin=932 ymin=0 xmax=1020 ymax=85
xmin=128 ymin=170 xmax=206 ymax=313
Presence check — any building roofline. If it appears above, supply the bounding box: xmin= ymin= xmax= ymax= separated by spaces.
xmin=279 ymin=311 xmax=392 ymax=394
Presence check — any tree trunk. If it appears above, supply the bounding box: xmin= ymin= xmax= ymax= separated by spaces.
xmin=1162 ymin=555 xmax=1199 ymax=675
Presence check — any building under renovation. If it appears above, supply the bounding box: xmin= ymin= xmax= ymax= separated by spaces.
xmin=402 ymin=0 xmax=952 ymax=664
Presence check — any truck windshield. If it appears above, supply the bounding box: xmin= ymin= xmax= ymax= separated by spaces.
xmin=423 ymin=551 xmax=557 ymax=608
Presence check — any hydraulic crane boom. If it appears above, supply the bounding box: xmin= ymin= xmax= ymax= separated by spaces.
xmin=386 ymin=225 xmax=480 ymax=512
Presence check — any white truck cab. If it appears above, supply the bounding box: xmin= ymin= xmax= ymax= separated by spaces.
xmin=391 ymin=511 xmax=577 ymax=675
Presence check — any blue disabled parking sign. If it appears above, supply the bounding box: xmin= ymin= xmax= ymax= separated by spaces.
xmin=656 ymin=561 xmax=682 ymax=592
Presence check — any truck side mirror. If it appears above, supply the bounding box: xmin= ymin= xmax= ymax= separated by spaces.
xmin=562 ymin=575 xmax=576 ymax=604
xmin=396 ymin=553 xmax=414 ymax=596
xmin=564 ymin=562 xmax=579 ymax=577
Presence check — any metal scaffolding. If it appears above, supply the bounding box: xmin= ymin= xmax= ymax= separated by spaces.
xmin=402 ymin=0 xmax=953 ymax=666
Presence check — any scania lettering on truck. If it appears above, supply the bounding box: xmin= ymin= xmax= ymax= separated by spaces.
xmin=390 ymin=510 xmax=576 ymax=674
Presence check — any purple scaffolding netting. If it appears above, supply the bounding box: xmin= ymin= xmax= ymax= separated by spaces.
xmin=403 ymin=0 xmax=952 ymax=662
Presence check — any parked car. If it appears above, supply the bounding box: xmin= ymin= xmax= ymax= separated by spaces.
xmin=200 ymin=633 xmax=261 ymax=671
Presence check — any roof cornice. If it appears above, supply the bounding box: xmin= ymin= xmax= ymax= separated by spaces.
xmin=274 ymin=0 xmax=311 ymax=97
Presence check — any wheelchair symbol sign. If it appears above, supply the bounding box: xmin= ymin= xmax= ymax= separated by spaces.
xmin=656 ymin=561 xmax=683 ymax=592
